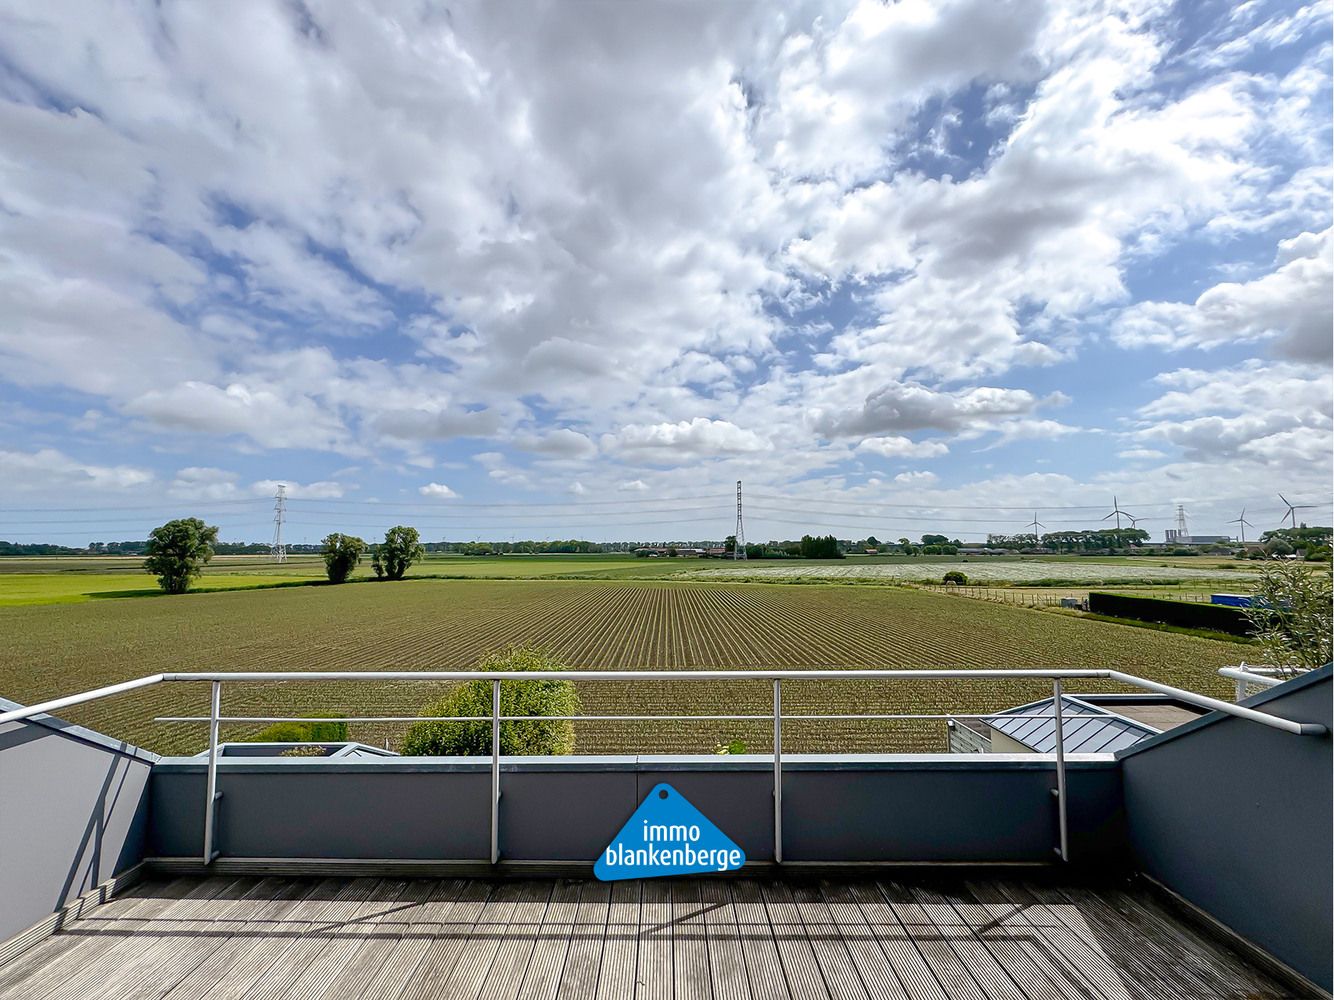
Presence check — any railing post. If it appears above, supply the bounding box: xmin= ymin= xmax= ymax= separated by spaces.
xmin=490 ymin=678 xmax=501 ymax=865
xmin=202 ymin=680 xmax=222 ymax=864
xmin=1052 ymin=678 xmax=1069 ymax=862
xmin=773 ymin=678 xmax=782 ymax=865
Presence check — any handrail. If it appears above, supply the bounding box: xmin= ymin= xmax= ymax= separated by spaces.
xmin=2 ymin=666 xmax=1323 ymax=870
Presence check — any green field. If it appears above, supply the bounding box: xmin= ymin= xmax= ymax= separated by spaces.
xmin=0 ymin=575 xmax=1245 ymax=755
xmin=0 ymin=551 xmax=1266 ymax=607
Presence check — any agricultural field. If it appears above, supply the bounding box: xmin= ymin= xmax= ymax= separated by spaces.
xmin=0 ymin=552 xmax=685 ymax=606
xmin=0 ymin=578 xmax=1246 ymax=755
xmin=682 ymin=558 xmax=1262 ymax=586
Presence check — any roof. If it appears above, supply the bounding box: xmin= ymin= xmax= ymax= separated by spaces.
xmin=986 ymin=694 xmax=1161 ymax=753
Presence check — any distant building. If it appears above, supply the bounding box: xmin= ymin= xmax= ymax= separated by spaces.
xmin=1165 ymin=530 xmax=1231 ymax=544
xmin=948 ymin=693 xmax=1207 ymax=754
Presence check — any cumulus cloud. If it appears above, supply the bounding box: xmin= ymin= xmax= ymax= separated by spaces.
xmin=893 ymin=470 xmax=939 ymax=485
xmin=418 ymin=482 xmax=459 ymax=499
xmin=1113 ymin=228 xmax=1333 ymax=362
xmin=603 ymin=418 xmax=771 ymax=462
xmin=0 ymin=448 xmax=153 ymax=494
xmin=812 ymin=382 xmax=1048 ymax=437
xmin=855 ymin=436 xmax=950 ymax=459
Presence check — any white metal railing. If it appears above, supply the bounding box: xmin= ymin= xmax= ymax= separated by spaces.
xmin=0 ymin=668 xmax=1324 ymax=869
xmin=1218 ymin=663 xmax=1301 ymax=702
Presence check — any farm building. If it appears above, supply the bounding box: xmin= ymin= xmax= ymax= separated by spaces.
xmin=948 ymin=692 xmax=1208 ymax=754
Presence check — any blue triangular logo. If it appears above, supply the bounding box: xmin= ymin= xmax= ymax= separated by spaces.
xmin=595 ymin=782 xmax=746 ymax=880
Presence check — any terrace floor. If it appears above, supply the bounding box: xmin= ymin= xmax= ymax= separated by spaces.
xmin=0 ymin=874 xmax=1311 ymax=1000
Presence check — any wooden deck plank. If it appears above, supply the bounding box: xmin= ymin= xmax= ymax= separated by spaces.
xmin=24 ymin=876 xmax=251 ymax=1000
xmin=559 ymin=881 xmax=610 ymax=1000
xmin=846 ymin=882 xmax=949 ymax=1000
xmin=477 ymin=881 xmax=554 ymax=1000
xmin=394 ymin=880 xmax=497 ymax=1000
xmin=230 ymin=877 xmax=387 ymax=1000
xmin=594 ymin=880 xmax=640 ymax=1000
xmin=0 ymin=878 xmax=188 ymax=997
xmin=115 ymin=877 xmax=308 ymax=1000
xmin=699 ymin=879 xmax=752 ymax=1000
xmin=428 ymin=880 xmax=528 ymax=1000
xmin=638 ymin=878 xmax=675 ymax=1000
xmin=160 ymin=878 xmax=343 ymax=1000
xmin=760 ymin=881 xmax=830 ymax=1000
xmin=813 ymin=882 xmax=909 ymax=1000
xmin=671 ymin=878 xmax=713 ymax=1000
xmin=911 ymin=881 xmax=1090 ymax=1000
xmin=877 ymin=881 xmax=1006 ymax=1000
xmin=2 ymin=875 xmax=1311 ymax=1000
xmin=789 ymin=881 xmax=870 ymax=1000
xmin=517 ymin=880 xmax=581 ymax=1000
xmin=357 ymin=879 xmax=468 ymax=1000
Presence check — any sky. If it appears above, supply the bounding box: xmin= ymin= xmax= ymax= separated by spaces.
xmin=0 ymin=0 xmax=1331 ymax=546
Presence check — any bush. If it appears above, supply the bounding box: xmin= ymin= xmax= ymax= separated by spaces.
xmin=372 ymin=525 xmax=425 ymax=580
xmin=143 ymin=517 xmax=219 ymax=594
xmin=714 ymin=738 xmax=747 ymax=755
xmin=401 ymin=647 xmax=579 ymax=756
xmin=943 ymin=571 xmax=968 ymax=585
xmin=1244 ymin=560 xmax=1333 ymax=675
xmin=280 ymin=745 xmax=328 ymax=757
xmin=322 ymin=533 xmax=366 ymax=583
xmin=253 ymin=715 xmax=348 ymax=742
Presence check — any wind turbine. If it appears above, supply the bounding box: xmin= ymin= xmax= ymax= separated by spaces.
xmin=1278 ymin=494 xmax=1317 ymax=530
xmin=1102 ymin=495 xmax=1134 ymax=532
xmin=1228 ymin=507 xmax=1254 ymax=544
xmin=1026 ymin=512 xmax=1045 ymax=539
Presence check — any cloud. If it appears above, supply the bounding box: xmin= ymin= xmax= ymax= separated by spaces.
xmin=855 ymin=436 xmax=950 ymax=459
xmin=1113 ymin=228 xmax=1333 ymax=362
xmin=618 ymin=479 xmax=649 ymax=492
xmin=125 ymin=381 xmax=350 ymax=451
xmin=253 ymin=479 xmax=346 ymax=499
xmin=0 ymin=448 xmax=153 ymax=494
xmin=418 ymin=482 xmax=459 ymax=499
xmin=812 ymin=382 xmax=1046 ymax=437
xmin=514 ymin=428 xmax=597 ymax=459
xmin=603 ymin=418 xmax=771 ymax=462
xmin=893 ymin=470 xmax=939 ymax=485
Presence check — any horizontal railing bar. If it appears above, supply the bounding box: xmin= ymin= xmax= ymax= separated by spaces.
xmin=1105 ymin=669 xmax=1324 ymax=736
xmin=0 ymin=674 xmax=166 ymax=726
xmin=1217 ymin=666 xmax=1284 ymax=688
xmin=161 ymin=669 xmax=1114 ymax=682
xmin=3 ymin=667 xmax=1323 ymax=737
xmin=154 ymin=712 xmax=1126 ymax=724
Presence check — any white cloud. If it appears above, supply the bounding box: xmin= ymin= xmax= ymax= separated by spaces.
xmin=603 ymin=418 xmax=771 ymax=462
xmin=418 ymin=482 xmax=459 ymax=499
xmin=0 ymin=448 xmax=153 ymax=494
xmin=855 ymin=436 xmax=950 ymax=459
xmin=893 ymin=470 xmax=939 ymax=485
xmin=618 ymin=479 xmax=649 ymax=492
xmin=1113 ymin=228 xmax=1333 ymax=362
xmin=812 ymin=382 xmax=1048 ymax=437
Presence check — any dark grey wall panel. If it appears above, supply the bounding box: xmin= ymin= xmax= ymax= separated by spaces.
xmin=1120 ymin=667 xmax=1332 ymax=991
xmin=147 ymin=754 xmax=1125 ymax=870
xmin=0 ymin=706 xmax=154 ymax=943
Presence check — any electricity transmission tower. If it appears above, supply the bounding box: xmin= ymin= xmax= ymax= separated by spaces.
xmin=271 ymin=484 xmax=287 ymax=564
xmin=1174 ymin=504 xmax=1190 ymax=543
xmin=734 ymin=480 xmax=747 ymax=560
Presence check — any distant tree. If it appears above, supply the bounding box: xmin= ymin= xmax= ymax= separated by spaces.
xmin=667 ymin=545 xmax=679 ymax=557
xmin=402 ymin=647 xmax=579 ymax=756
xmin=143 ymin=517 xmax=219 ymax=594
xmin=372 ymin=525 xmax=424 ymax=580
xmin=865 ymin=535 xmax=880 ymax=548
xmin=943 ymin=571 xmax=968 ymax=585
xmin=921 ymin=534 xmax=949 ymax=545
xmin=254 ymin=715 xmax=349 ymax=742
xmin=724 ymin=534 xmax=737 ymax=554
xmin=799 ymin=534 xmax=843 ymax=559
xmin=1244 ymin=560 xmax=1333 ymax=676
xmin=321 ymin=533 xmax=366 ymax=584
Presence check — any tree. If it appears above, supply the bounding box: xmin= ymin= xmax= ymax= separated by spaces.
xmin=799 ymin=534 xmax=843 ymax=559
xmin=372 ymin=525 xmax=424 ymax=580
xmin=921 ymin=534 xmax=949 ymax=545
xmin=321 ymin=533 xmax=366 ymax=583
xmin=254 ymin=715 xmax=349 ymax=742
xmin=724 ymin=534 xmax=737 ymax=554
xmin=943 ymin=571 xmax=968 ymax=585
xmin=402 ymin=647 xmax=580 ymax=756
xmin=143 ymin=517 xmax=219 ymax=594
xmin=1243 ymin=560 xmax=1333 ymax=676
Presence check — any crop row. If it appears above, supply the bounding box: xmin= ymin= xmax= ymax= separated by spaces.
xmin=0 ymin=579 xmax=1243 ymax=754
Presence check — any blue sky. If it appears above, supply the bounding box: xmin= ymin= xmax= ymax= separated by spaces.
xmin=0 ymin=0 xmax=1330 ymax=545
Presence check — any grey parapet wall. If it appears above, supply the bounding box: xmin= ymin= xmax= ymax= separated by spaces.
xmin=1119 ymin=665 xmax=1332 ymax=992
xmin=0 ymin=698 xmax=156 ymax=945
xmin=146 ymin=752 xmax=1127 ymax=868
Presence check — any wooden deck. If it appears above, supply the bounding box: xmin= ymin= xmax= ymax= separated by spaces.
xmin=0 ymin=875 xmax=1311 ymax=999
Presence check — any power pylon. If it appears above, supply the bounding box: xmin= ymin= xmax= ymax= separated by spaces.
xmin=734 ymin=480 xmax=747 ymax=561
xmin=271 ymin=484 xmax=287 ymax=564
